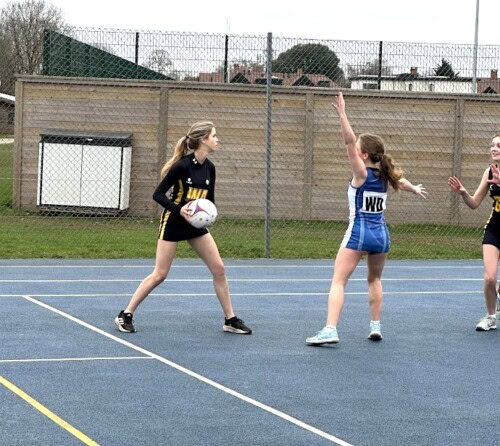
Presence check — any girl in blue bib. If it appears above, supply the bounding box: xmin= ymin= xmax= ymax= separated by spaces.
xmin=306 ymin=93 xmax=427 ymax=345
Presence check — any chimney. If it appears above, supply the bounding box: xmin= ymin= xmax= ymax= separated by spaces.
xmin=410 ymin=67 xmax=418 ymax=76
xmin=492 ymin=69 xmax=498 ymax=80
xmin=297 ymin=67 xmax=303 ymax=75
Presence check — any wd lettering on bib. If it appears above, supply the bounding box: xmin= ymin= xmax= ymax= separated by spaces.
xmin=186 ymin=187 xmax=208 ymax=200
xmin=362 ymin=191 xmax=387 ymax=213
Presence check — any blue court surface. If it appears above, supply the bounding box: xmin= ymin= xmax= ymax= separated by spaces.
xmin=1 ymin=258 xmax=499 ymax=446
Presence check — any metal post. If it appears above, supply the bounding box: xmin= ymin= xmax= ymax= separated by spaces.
xmin=264 ymin=32 xmax=273 ymax=258
xmin=378 ymin=41 xmax=383 ymax=90
xmin=135 ymin=32 xmax=139 ymax=66
xmin=451 ymin=99 xmax=465 ymax=224
xmin=472 ymin=0 xmax=479 ymax=93
xmin=224 ymin=35 xmax=229 ymax=83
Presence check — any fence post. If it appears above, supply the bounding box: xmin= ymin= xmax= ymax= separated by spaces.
xmin=472 ymin=0 xmax=480 ymax=94
xmin=224 ymin=35 xmax=229 ymax=83
xmin=450 ymin=98 xmax=465 ymax=224
xmin=13 ymin=80 xmax=24 ymax=208
xmin=302 ymin=92 xmax=314 ymax=219
xmin=157 ymin=87 xmax=169 ymax=217
xmin=378 ymin=41 xmax=383 ymax=90
xmin=135 ymin=32 xmax=139 ymax=65
xmin=264 ymin=32 xmax=273 ymax=258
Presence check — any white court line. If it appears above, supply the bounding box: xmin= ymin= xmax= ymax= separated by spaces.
xmin=21 ymin=295 xmax=352 ymax=446
xmin=0 ymin=356 xmax=153 ymax=364
xmin=0 ymin=278 xmax=485 ymax=283
xmin=0 ymin=264 xmax=486 ymax=269
xmin=0 ymin=291 xmax=485 ymax=298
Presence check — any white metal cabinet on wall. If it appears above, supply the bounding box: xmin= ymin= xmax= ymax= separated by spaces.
xmin=37 ymin=130 xmax=132 ymax=211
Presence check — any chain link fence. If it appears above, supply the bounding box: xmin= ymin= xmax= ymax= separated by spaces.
xmin=1 ymin=27 xmax=500 ymax=258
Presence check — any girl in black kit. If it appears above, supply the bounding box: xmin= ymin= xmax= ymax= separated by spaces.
xmin=448 ymin=133 xmax=500 ymax=331
xmin=115 ymin=121 xmax=252 ymax=335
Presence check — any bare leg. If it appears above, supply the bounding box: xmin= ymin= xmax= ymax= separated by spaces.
xmin=326 ymin=247 xmax=364 ymax=326
xmin=366 ymin=252 xmax=387 ymax=321
xmin=482 ymin=244 xmax=499 ymax=315
xmin=124 ymin=240 xmax=177 ymax=314
xmin=188 ymin=233 xmax=235 ymax=319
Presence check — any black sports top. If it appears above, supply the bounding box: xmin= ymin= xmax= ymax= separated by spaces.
xmin=153 ymin=153 xmax=216 ymax=214
xmin=486 ymin=166 xmax=500 ymax=229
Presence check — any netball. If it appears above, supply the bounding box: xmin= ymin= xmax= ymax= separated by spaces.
xmin=187 ymin=198 xmax=218 ymax=229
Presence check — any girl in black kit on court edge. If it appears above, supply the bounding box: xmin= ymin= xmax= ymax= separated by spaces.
xmin=115 ymin=121 xmax=252 ymax=335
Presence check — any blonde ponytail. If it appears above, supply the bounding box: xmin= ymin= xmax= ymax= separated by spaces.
xmin=161 ymin=136 xmax=189 ymax=178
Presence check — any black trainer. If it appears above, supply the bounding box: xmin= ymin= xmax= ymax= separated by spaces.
xmin=115 ymin=310 xmax=136 ymax=333
xmin=223 ymin=316 xmax=252 ymax=334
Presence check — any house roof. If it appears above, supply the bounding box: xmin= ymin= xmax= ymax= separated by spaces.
xmin=349 ymin=74 xmax=474 ymax=82
xmin=0 ymin=93 xmax=15 ymax=105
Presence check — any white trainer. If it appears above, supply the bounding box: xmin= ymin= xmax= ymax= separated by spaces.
xmin=306 ymin=327 xmax=339 ymax=345
xmin=368 ymin=321 xmax=383 ymax=341
xmin=476 ymin=316 xmax=497 ymax=331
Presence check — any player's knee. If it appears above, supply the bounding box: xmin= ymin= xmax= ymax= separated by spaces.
xmin=151 ymin=272 xmax=167 ymax=285
xmin=211 ymin=262 xmax=225 ymax=279
xmin=367 ymin=274 xmax=381 ymax=284
xmin=484 ymin=275 xmax=496 ymax=288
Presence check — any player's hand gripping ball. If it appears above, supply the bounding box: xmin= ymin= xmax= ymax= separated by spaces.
xmin=187 ymin=199 xmax=218 ymax=229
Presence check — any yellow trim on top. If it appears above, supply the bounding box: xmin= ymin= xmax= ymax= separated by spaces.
xmin=0 ymin=374 xmax=99 ymax=445
xmin=174 ymin=179 xmax=184 ymax=205
xmin=159 ymin=179 xmax=184 ymax=240
xmin=485 ymin=207 xmax=494 ymax=228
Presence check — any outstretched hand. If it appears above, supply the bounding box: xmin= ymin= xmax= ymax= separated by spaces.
xmin=448 ymin=176 xmax=465 ymax=194
xmin=331 ymin=92 xmax=345 ymax=114
xmin=487 ymin=164 xmax=500 ymax=185
xmin=413 ymin=184 xmax=427 ymax=199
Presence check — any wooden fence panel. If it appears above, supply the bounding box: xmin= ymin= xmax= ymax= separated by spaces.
xmin=15 ymin=77 xmax=500 ymax=226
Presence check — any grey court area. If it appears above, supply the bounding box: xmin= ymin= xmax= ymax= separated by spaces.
xmin=1 ymin=258 xmax=499 ymax=446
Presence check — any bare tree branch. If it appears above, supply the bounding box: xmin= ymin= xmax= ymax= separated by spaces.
xmin=0 ymin=0 xmax=66 ymax=81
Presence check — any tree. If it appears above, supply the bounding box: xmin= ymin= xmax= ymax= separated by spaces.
xmin=272 ymin=43 xmax=345 ymax=84
xmin=0 ymin=0 xmax=66 ymax=82
xmin=347 ymin=57 xmax=393 ymax=77
xmin=434 ymin=58 xmax=458 ymax=78
xmin=0 ymin=33 xmax=15 ymax=94
xmin=144 ymin=49 xmax=175 ymax=76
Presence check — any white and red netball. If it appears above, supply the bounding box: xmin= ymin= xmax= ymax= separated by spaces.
xmin=187 ymin=198 xmax=217 ymax=229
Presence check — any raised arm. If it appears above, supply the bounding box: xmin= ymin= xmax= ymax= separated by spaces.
xmin=332 ymin=92 xmax=366 ymax=184
xmin=398 ymin=178 xmax=427 ymax=199
xmin=448 ymin=168 xmax=490 ymax=209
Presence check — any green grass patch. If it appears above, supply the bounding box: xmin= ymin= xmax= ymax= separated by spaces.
xmin=0 ymin=215 xmax=484 ymax=259
xmin=0 ymin=140 xmax=484 ymax=259
xmin=0 ymin=141 xmax=13 ymax=209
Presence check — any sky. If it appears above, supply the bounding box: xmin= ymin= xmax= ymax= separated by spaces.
xmin=1 ymin=0 xmax=498 ymax=45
